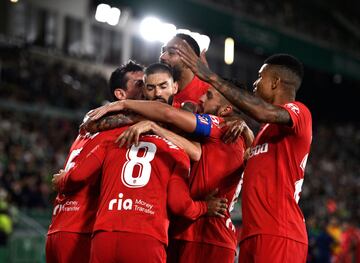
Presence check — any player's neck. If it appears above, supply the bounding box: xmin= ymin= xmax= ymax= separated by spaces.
xmin=274 ymin=94 xmax=295 ymax=105
xmin=177 ymin=70 xmax=195 ymax=92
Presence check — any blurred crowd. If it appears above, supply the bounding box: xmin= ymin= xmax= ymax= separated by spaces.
xmin=207 ymin=0 xmax=360 ymax=55
xmin=0 ymin=110 xmax=78 ymax=209
xmin=1 ymin=48 xmax=109 ymax=111
xmin=0 ymin=50 xmax=359 ymax=259
xmin=301 ymin=123 xmax=360 ymax=262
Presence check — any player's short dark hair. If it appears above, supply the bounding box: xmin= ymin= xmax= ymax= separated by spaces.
xmin=109 ymin=60 xmax=143 ymax=100
xmin=264 ymin=54 xmax=304 ymax=80
xmin=144 ymin=63 xmax=174 ymax=79
xmin=175 ymin=33 xmax=200 ymax=57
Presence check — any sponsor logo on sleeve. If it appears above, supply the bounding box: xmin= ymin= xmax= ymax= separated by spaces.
xmin=285 ymin=103 xmax=300 ymax=115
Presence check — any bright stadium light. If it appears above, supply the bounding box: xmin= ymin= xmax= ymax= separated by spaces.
xmin=158 ymin=23 xmax=177 ymax=43
xmin=95 ymin=4 xmax=121 ymax=26
xmin=197 ymin=34 xmax=210 ymax=52
xmin=177 ymin=29 xmax=210 ymax=52
xmin=139 ymin=17 xmax=211 ymax=48
xmin=107 ymin=7 xmax=121 ymax=26
xmin=224 ymin=37 xmax=234 ymax=65
xmin=140 ymin=17 xmax=176 ymax=43
xmin=177 ymin=29 xmax=191 ymax=35
xmin=95 ymin=4 xmax=110 ymax=23
xmin=140 ymin=17 xmax=162 ymax=41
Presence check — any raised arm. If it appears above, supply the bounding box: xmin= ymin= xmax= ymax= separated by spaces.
xmin=175 ymin=41 xmax=291 ymax=125
xmin=207 ymin=75 xmax=290 ymax=124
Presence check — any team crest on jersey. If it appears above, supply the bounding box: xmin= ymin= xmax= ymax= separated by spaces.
xmin=285 ymin=103 xmax=300 ymax=115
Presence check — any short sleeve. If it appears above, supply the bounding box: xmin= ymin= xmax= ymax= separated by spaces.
xmin=280 ymin=102 xmax=312 ymax=135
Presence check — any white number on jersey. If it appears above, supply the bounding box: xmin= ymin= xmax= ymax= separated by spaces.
xmin=229 ymin=172 xmax=244 ymax=212
xmin=294 ymin=179 xmax=304 ymax=203
xmin=121 ymin=142 xmax=157 ymax=188
xmin=300 ymin=154 xmax=309 ymax=172
xmin=64 ymin=148 xmax=83 ymax=172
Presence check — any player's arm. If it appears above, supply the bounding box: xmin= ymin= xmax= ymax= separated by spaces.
xmin=88 ymin=100 xmax=198 ymax=133
xmin=209 ymin=76 xmax=291 ymax=124
xmin=221 ymin=116 xmax=254 ymax=147
xmin=167 ymin=165 xmax=227 ymax=220
xmin=175 ymin=41 xmax=292 ymax=125
xmin=116 ymin=120 xmax=202 ymax=161
xmin=81 ymin=111 xmax=144 ymax=133
xmin=53 ymin=146 xmax=104 ymax=193
xmin=152 ymin=124 xmax=202 ymax=161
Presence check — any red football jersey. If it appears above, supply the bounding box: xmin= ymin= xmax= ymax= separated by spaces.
xmin=241 ymin=101 xmax=312 ymax=245
xmin=172 ymin=75 xmax=209 ymax=108
xmin=47 ymin=129 xmax=125 ymax=235
xmin=59 ymin=131 xmax=200 ymax=245
xmin=171 ymin=115 xmax=246 ymax=251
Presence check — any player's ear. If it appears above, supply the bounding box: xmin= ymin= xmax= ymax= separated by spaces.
xmin=173 ymin=81 xmax=179 ymax=95
xmin=114 ymin=88 xmax=127 ymax=100
xmin=219 ymin=105 xmax=233 ymax=117
xmin=272 ymin=76 xmax=280 ymax=90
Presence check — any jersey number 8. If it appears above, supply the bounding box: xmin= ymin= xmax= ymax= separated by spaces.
xmin=121 ymin=142 xmax=157 ymax=188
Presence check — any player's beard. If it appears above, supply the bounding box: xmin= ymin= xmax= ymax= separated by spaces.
xmin=169 ymin=65 xmax=182 ymax=82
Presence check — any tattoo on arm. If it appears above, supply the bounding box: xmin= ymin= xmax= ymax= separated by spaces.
xmin=215 ymin=77 xmax=262 ymax=108
xmin=212 ymin=77 xmax=291 ymax=124
xmin=86 ymin=113 xmax=137 ymax=132
xmin=274 ymin=109 xmax=292 ymax=125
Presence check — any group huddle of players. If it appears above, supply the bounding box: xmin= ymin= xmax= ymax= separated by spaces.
xmin=46 ymin=33 xmax=312 ymax=263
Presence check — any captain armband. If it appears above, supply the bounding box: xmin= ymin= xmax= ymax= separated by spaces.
xmin=192 ymin=114 xmax=212 ymax=137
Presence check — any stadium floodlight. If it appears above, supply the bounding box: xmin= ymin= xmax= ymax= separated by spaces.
xmin=139 ymin=17 xmax=211 ymax=48
xmin=95 ymin=4 xmax=110 ymax=23
xmin=107 ymin=7 xmax=121 ymax=26
xmin=158 ymin=23 xmax=177 ymax=43
xmin=197 ymin=34 xmax=210 ymax=52
xmin=95 ymin=4 xmax=121 ymax=26
xmin=224 ymin=37 xmax=234 ymax=65
xmin=177 ymin=29 xmax=191 ymax=35
xmin=140 ymin=17 xmax=162 ymax=42
xmin=140 ymin=17 xmax=176 ymax=43
xmin=177 ymin=29 xmax=210 ymax=52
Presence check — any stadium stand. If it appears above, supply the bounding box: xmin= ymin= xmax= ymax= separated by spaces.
xmin=0 ymin=0 xmax=359 ymax=262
